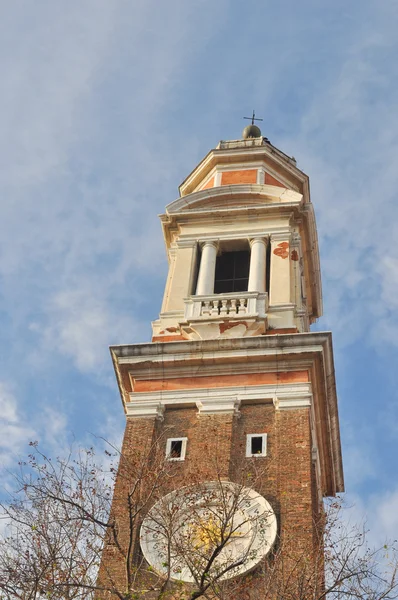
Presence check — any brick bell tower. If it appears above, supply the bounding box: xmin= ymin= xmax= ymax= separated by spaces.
xmin=98 ymin=122 xmax=344 ymax=599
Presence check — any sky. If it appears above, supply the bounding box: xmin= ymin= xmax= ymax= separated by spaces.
xmin=0 ymin=0 xmax=398 ymax=548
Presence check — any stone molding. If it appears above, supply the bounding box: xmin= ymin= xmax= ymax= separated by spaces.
xmin=268 ymin=302 xmax=296 ymax=312
xmin=131 ymin=358 xmax=313 ymax=380
xmin=167 ymin=184 xmax=303 ymax=215
xmin=126 ymin=382 xmax=313 ymax=417
xmin=214 ymin=171 xmax=222 ymax=186
xmin=116 ymin=334 xmax=326 ymax=364
xmin=196 ymin=397 xmax=241 ymax=416
xmin=273 ymin=396 xmax=311 ymax=410
xmin=175 ymin=239 xmax=198 ymax=248
xmin=126 ymin=401 xmax=165 ymax=420
xmin=270 ymin=230 xmax=292 ymax=242
xmin=176 ymin=227 xmax=294 ymax=246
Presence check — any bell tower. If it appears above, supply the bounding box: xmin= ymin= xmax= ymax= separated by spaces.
xmin=98 ymin=125 xmax=344 ymax=599
xmin=152 ymin=125 xmax=320 ymax=342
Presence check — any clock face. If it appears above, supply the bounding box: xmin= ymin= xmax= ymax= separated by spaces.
xmin=140 ymin=481 xmax=277 ymax=583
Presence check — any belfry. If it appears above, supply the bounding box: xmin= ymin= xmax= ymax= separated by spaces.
xmin=98 ymin=124 xmax=344 ymax=599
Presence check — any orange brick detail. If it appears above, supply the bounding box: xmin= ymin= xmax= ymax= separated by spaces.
xmin=265 ymin=172 xmax=285 ymax=187
xmin=265 ymin=327 xmax=298 ymax=335
xmin=221 ymin=169 xmax=257 ymax=185
xmin=133 ymin=370 xmax=309 ymax=392
xmin=151 ymin=335 xmax=185 ymax=343
xmin=201 ymin=176 xmax=215 ymax=190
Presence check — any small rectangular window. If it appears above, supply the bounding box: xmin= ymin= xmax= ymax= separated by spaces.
xmin=246 ymin=433 xmax=267 ymax=457
xmin=166 ymin=437 xmax=188 ymax=461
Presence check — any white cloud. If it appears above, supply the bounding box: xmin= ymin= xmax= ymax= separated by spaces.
xmin=0 ymin=383 xmax=35 ymax=466
xmin=277 ymin=9 xmax=398 ymax=353
xmin=0 ymin=2 xmax=117 ymax=189
xmin=0 ymin=0 xmax=228 ymax=279
xmin=40 ymin=406 xmax=69 ymax=450
xmin=31 ymin=285 xmax=147 ymax=372
xmin=376 ymin=489 xmax=398 ymax=541
xmin=343 ymin=487 xmax=398 ymax=550
xmin=0 ymin=0 xmax=230 ymax=375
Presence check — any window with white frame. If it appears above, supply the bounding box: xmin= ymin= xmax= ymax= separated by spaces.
xmin=166 ymin=437 xmax=188 ymax=461
xmin=246 ymin=433 xmax=267 ymax=457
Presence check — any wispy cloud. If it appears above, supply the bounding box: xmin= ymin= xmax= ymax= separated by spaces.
xmin=0 ymin=0 xmax=230 ymax=377
xmin=279 ymin=6 xmax=398 ymax=355
xmin=31 ymin=285 xmax=146 ymax=372
xmin=0 ymin=382 xmax=35 ymax=466
xmin=344 ymin=486 xmax=398 ymax=550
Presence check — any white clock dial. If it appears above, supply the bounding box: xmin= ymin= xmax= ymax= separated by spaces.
xmin=140 ymin=481 xmax=277 ymax=583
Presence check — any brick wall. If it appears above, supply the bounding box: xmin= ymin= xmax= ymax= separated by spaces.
xmin=221 ymin=169 xmax=257 ymax=185
xmin=96 ymin=417 xmax=159 ymax=597
xmin=264 ymin=173 xmax=285 ymax=187
xmin=97 ymin=392 xmax=322 ymax=599
xmin=200 ymin=175 xmax=215 ymax=190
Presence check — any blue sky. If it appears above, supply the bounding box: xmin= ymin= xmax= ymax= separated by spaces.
xmin=1 ymin=0 xmax=398 ymax=545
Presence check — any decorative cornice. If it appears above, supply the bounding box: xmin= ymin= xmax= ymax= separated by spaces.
xmin=268 ymin=302 xmax=295 ymax=313
xmin=270 ymin=231 xmax=292 ymax=242
xmin=166 ymin=185 xmax=303 ymax=215
xmin=176 ymin=227 xmax=292 ymax=245
xmin=196 ymin=397 xmax=241 ymax=416
xmin=118 ymin=343 xmax=324 ymax=367
xmin=114 ymin=334 xmax=327 ymax=366
xmin=175 ymin=239 xmax=197 ymax=248
xmin=126 ymin=401 xmax=165 ymax=420
xmin=273 ymin=395 xmax=312 ymax=410
xmin=157 ymin=310 xmax=185 ymax=319
xmin=126 ymin=383 xmax=312 ymax=414
xmin=131 ymin=358 xmax=313 ymax=380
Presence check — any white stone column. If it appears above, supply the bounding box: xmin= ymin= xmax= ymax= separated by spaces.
xmin=248 ymin=237 xmax=268 ymax=292
xmin=196 ymin=241 xmax=218 ymax=295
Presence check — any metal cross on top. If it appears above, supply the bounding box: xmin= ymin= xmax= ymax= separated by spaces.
xmin=243 ymin=110 xmax=263 ymax=125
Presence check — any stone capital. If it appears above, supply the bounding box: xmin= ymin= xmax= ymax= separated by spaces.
xmin=273 ymin=395 xmax=312 ymax=410
xmin=249 ymin=236 xmax=269 ymax=248
xmin=126 ymin=402 xmax=165 ymax=420
xmin=270 ymin=231 xmax=292 ymax=243
xmin=199 ymin=239 xmax=219 ymax=251
xmin=175 ymin=238 xmax=198 ymax=249
xmin=196 ymin=397 xmax=240 ymax=416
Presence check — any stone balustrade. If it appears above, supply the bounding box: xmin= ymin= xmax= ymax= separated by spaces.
xmin=184 ymin=291 xmax=268 ymax=321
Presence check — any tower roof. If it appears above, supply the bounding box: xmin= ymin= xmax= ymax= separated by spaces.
xmin=178 ymin=136 xmax=300 ymax=197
